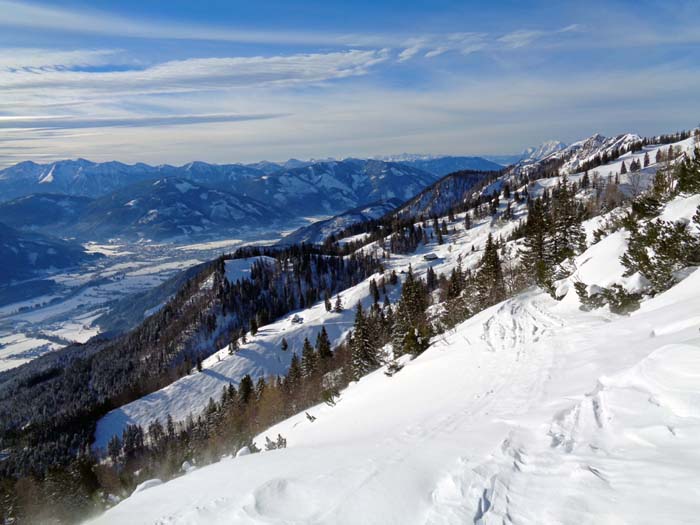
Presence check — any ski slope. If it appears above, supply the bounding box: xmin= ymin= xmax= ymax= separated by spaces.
xmin=91 ymin=188 xmax=700 ymax=524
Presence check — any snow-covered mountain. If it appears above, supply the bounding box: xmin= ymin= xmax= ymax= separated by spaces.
xmin=232 ymin=159 xmax=437 ymax=216
xmin=0 ymin=194 xmax=92 ymax=234
xmin=0 ymin=159 xmax=266 ymax=202
xmin=3 ymin=128 xmax=699 ymax=524
xmin=280 ymin=199 xmax=403 ymax=245
xmin=375 ymin=154 xmax=503 ymax=175
xmin=90 ymin=144 xmax=700 ymax=524
xmin=519 ymin=139 xmax=567 ymax=162
xmin=73 ymin=177 xmax=288 ymax=241
xmin=0 ymin=158 xmax=444 ymax=241
xmin=0 ymin=222 xmax=101 ymax=284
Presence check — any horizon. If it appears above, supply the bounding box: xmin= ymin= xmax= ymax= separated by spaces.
xmin=1 ymin=1 xmax=699 ymax=168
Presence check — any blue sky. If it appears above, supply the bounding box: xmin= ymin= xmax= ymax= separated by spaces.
xmin=0 ymin=0 xmax=699 ymax=167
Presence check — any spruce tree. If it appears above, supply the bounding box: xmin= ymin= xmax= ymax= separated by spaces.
xmin=300 ymin=338 xmax=317 ymax=379
xmin=315 ymin=327 xmax=332 ymax=360
xmin=519 ymin=198 xmax=553 ymax=289
xmin=475 ymin=233 xmax=506 ymax=308
xmin=350 ymin=302 xmax=380 ymax=380
xmin=286 ymin=354 xmax=302 ymax=394
xmin=676 ymin=147 xmax=700 ymax=193
xmin=551 ymin=176 xmax=586 ymax=263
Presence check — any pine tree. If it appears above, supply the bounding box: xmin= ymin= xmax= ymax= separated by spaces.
xmin=280 ymin=338 xmax=288 ymax=352
xmin=464 ymin=212 xmax=472 ymax=230
xmin=315 ymin=327 xmax=332 ymax=360
xmin=350 ymin=302 xmax=380 ymax=380
xmin=334 ymin=294 xmax=343 ymax=312
xmin=519 ymin=198 xmax=553 ymax=289
xmin=324 ymin=293 xmax=332 ymax=312
xmin=250 ymin=318 xmax=258 ymax=336
xmin=643 ymin=151 xmax=650 ymax=167
xmin=107 ymin=435 xmax=121 ymax=462
xmin=676 ymin=147 xmax=700 ymax=193
xmin=551 ymin=176 xmax=586 ymax=264
xmin=369 ymin=279 xmax=380 ymax=305
xmin=620 ymin=161 xmax=627 ymax=174
xmin=301 ymin=338 xmax=317 ymax=379
xmin=238 ymin=375 xmax=254 ymax=404
xmin=228 ymin=336 xmax=238 ymax=355
xmin=286 ymin=354 xmax=302 ymax=394
xmin=475 ymin=233 xmax=506 ymax=308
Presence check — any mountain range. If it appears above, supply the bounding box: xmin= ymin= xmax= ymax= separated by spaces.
xmin=0 ymin=159 xmax=454 ymax=242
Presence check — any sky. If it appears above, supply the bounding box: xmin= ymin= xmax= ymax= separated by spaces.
xmin=0 ymin=0 xmax=699 ymax=167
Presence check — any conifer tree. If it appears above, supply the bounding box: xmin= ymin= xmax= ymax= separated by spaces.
xmin=315 ymin=327 xmax=332 ymax=360
xmin=281 ymin=338 xmax=288 ymax=352
xmin=475 ymin=233 xmax=506 ymax=308
xmin=333 ymin=295 xmax=343 ymax=313
xmin=519 ymin=198 xmax=553 ymax=289
xmin=676 ymin=147 xmax=700 ymax=193
xmin=228 ymin=336 xmax=238 ymax=355
xmin=286 ymin=354 xmax=302 ymax=394
xmin=350 ymin=302 xmax=380 ymax=380
xmin=238 ymin=375 xmax=254 ymax=404
xmin=551 ymin=176 xmax=586 ymax=263
xmin=301 ymin=338 xmax=317 ymax=379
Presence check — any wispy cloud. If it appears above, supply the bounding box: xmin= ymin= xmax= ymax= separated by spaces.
xmin=0 ymin=49 xmax=390 ymax=100
xmin=0 ymin=113 xmax=286 ymax=130
xmin=0 ymin=48 xmax=121 ymax=70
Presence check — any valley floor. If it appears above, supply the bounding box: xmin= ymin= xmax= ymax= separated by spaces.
xmin=0 ymin=236 xmax=279 ymax=372
xmin=90 ymin=266 xmax=700 ymax=524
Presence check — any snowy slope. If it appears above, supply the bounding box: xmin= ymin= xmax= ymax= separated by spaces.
xmin=93 ymin=199 xmax=525 ymax=449
xmin=280 ymin=199 xmax=402 ymax=245
xmin=91 ymin=191 xmax=700 ymax=524
xmin=93 ymin=132 xmax=698 ymax=450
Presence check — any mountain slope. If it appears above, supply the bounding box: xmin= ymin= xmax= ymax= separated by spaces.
xmin=75 ymin=177 xmax=288 ymax=241
xmin=377 ymin=155 xmax=504 ymax=175
xmin=90 ymin=191 xmax=700 ymax=525
xmin=0 ymin=222 xmax=100 ymax=284
xmin=280 ymin=199 xmax=402 ymax=245
xmin=0 ymin=194 xmax=93 ymax=233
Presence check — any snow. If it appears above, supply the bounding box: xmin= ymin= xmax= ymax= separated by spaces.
xmin=131 ymin=479 xmax=162 ymax=495
xmin=223 ymin=256 xmax=276 ymax=283
xmin=91 ymin=259 xmax=700 ymax=524
xmin=90 ymin=186 xmax=700 ymax=525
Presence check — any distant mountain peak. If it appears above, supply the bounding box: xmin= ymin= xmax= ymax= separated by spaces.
xmin=519 ymin=140 xmax=567 ymax=162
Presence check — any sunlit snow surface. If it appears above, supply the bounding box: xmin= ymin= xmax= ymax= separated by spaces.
xmin=90 ymin=185 xmax=700 ymax=523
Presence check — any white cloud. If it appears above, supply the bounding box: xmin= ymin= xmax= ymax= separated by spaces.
xmin=0 ymin=48 xmax=120 ymax=70
xmin=498 ymin=29 xmax=546 ymax=49
xmin=0 ymin=113 xmax=285 ymax=129
xmin=0 ymin=49 xmax=390 ymax=100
